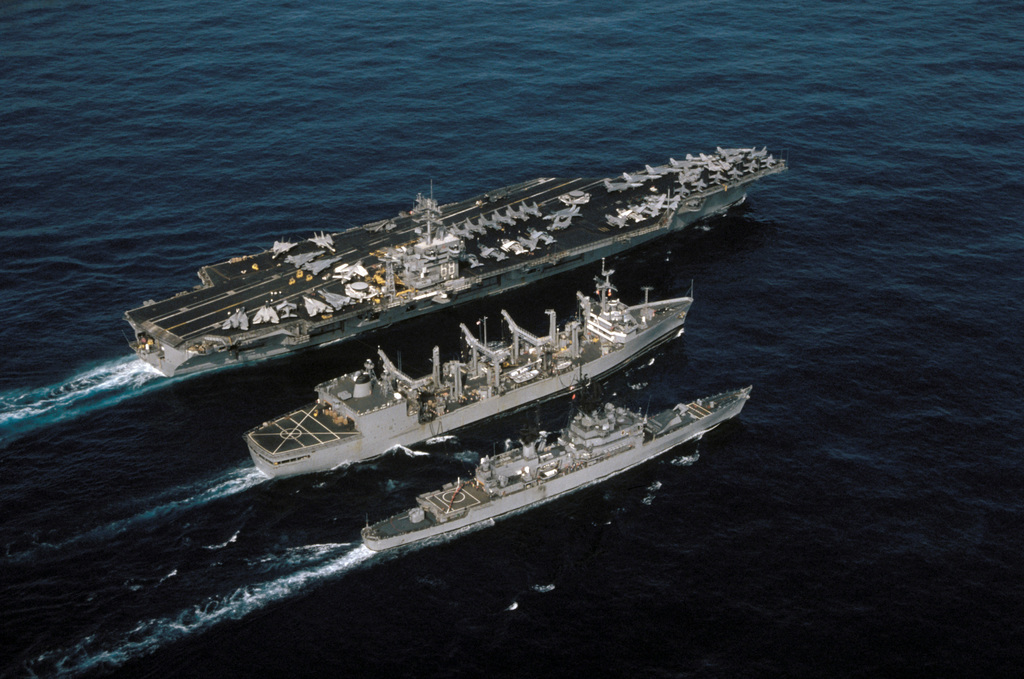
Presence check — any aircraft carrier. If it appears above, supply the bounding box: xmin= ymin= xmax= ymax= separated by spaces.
xmin=125 ymin=148 xmax=786 ymax=377
xmin=245 ymin=263 xmax=692 ymax=477
xmin=362 ymin=384 xmax=751 ymax=552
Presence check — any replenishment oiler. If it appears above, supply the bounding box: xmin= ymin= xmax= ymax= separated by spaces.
xmin=125 ymin=148 xmax=785 ymax=377
xmin=246 ymin=263 xmax=692 ymax=477
xmin=362 ymin=384 xmax=751 ymax=552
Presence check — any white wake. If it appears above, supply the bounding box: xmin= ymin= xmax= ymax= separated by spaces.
xmin=32 ymin=544 xmax=375 ymax=677
xmin=0 ymin=356 xmax=164 ymax=437
xmin=9 ymin=466 xmax=266 ymax=562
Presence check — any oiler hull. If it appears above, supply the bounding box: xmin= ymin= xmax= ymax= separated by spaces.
xmin=246 ymin=308 xmax=687 ymax=477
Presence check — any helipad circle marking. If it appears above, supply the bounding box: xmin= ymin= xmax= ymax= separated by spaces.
xmin=280 ymin=427 xmax=303 ymax=441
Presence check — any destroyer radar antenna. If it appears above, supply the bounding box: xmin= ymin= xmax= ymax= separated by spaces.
xmin=642 ymin=285 xmax=653 ymax=307
xmin=640 ymin=286 xmax=654 ymax=324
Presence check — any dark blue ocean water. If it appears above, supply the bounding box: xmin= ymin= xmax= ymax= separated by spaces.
xmin=2 ymin=0 xmax=1023 ymax=676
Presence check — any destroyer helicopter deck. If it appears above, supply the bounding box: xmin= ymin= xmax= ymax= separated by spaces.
xmin=422 ymin=482 xmax=488 ymax=515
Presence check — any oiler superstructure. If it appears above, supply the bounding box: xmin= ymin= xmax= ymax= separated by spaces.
xmin=362 ymin=385 xmax=751 ymax=551
xmin=125 ymin=148 xmax=785 ymax=377
xmin=245 ymin=264 xmax=693 ymax=477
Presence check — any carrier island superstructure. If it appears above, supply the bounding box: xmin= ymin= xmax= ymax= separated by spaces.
xmin=362 ymin=384 xmax=751 ymax=551
xmin=245 ymin=264 xmax=692 ymax=477
xmin=125 ymin=148 xmax=785 ymax=377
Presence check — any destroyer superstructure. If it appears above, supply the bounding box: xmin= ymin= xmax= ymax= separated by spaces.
xmin=246 ymin=264 xmax=693 ymax=477
xmin=126 ymin=148 xmax=785 ymax=377
xmin=362 ymin=385 xmax=751 ymax=551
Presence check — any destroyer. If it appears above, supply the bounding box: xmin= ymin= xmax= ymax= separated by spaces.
xmin=126 ymin=148 xmax=785 ymax=377
xmin=362 ymin=384 xmax=751 ymax=551
xmin=246 ymin=263 xmax=692 ymax=477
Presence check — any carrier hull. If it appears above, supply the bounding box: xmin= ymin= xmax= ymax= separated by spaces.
xmin=125 ymin=150 xmax=785 ymax=377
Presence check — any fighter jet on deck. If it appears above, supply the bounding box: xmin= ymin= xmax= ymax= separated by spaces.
xmin=285 ymin=251 xmax=322 ymax=269
xmin=305 ymin=256 xmax=343 ymax=276
xmin=319 ymin=289 xmax=352 ymax=310
xmin=493 ymin=209 xmax=516 ymax=227
xmin=275 ymin=299 xmax=298 ymax=319
xmin=606 ymin=213 xmax=628 ymax=229
xmin=303 ymin=296 xmax=332 ymax=317
xmin=310 ymin=232 xmax=335 ymax=253
xmin=467 ymin=218 xmax=488 ymax=236
xmin=479 ymin=214 xmax=501 ymax=231
xmin=479 ymin=245 xmax=508 ymax=261
xmin=501 ymin=239 xmax=527 ymax=255
xmin=603 ymin=178 xmax=632 ymax=193
xmin=641 ymin=194 xmax=668 ymax=216
xmin=680 ymin=175 xmax=708 ymax=192
xmin=527 ymin=228 xmax=555 ymax=245
xmin=332 ymin=263 xmax=355 ymax=281
xmin=253 ymin=305 xmax=280 ymax=325
xmin=544 ymin=205 xmax=580 ymax=231
xmin=517 ymin=234 xmax=539 ymax=251
xmin=272 ymin=241 xmax=296 ymax=257
xmin=451 ymin=220 xmax=474 ymax=240
xmin=222 ymin=307 xmax=249 ymax=331
xmin=544 ymin=205 xmax=580 ymax=221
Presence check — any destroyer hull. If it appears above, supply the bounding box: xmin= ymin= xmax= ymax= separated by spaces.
xmin=362 ymin=389 xmax=748 ymax=552
xmin=129 ymin=180 xmax=757 ymax=378
xmin=247 ymin=309 xmax=687 ymax=477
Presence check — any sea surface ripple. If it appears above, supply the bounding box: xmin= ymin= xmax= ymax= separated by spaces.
xmin=2 ymin=0 xmax=1023 ymax=677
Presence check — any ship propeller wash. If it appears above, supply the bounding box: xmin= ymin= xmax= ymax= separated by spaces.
xmin=245 ymin=264 xmax=693 ymax=477
xmin=362 ymin=384 xmax=751 ymax=551
xmin=126 ymin=148 xmax=785 ymax=377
